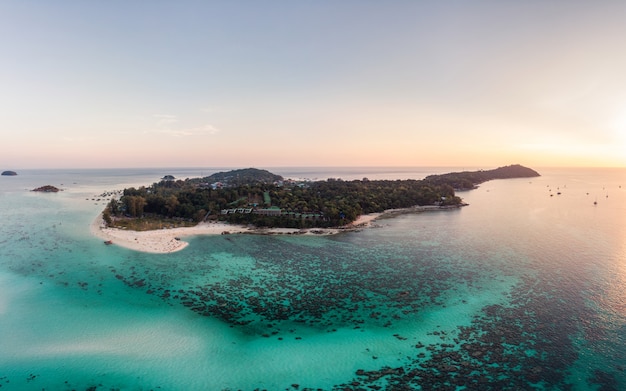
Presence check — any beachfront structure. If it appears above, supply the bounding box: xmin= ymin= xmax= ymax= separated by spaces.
xmin=221 ymin=208 xmax=257 ymax=215
xmin=253 ymin=207 xmax=282 ymax=216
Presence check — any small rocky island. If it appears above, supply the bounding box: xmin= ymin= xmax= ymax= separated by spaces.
xmin=1 ymin=171 xmax=17 ymax=176
xmin=32 ymin=185 xmax=61 ymax=193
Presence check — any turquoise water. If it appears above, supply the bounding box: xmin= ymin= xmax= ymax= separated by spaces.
xmin=0 ymin=167 xmax=624 ymax=390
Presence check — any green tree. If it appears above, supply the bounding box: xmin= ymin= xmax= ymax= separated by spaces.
xmin=165 ymin=195 xmax=180 ymax=217
xmin=102 ymin=209 xmax=112 ymax=226
xmin=124 ymin=196 xmax=147 ymax=217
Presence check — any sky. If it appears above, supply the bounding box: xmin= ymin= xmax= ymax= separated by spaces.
xmin=1 ymin=1 xmax=625 ymax=169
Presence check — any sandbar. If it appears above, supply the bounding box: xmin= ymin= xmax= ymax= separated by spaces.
xmin=90 ymin=213 xmax=381 ymax=254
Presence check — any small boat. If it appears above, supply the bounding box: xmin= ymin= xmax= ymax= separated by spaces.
xmin=104 ymin=240 xmax=113 ymax=245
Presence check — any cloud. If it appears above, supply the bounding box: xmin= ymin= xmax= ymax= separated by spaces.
xmin=149 ymin=124 xmax=221 ymax=137
xmin=153 ymin=114 xmax=179 ymax=127
xmin=148 ymin=114 xmax=221 ymax=137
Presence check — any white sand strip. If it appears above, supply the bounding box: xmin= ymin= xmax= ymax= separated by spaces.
xmin=90 ymin=213 xmax=381 ymax=254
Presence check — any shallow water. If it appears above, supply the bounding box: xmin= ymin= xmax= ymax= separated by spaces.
xmin=0 ymin=167 xmax=624 ymax=390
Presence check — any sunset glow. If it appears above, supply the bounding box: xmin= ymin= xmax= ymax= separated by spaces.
xmin=1 ymin=1 xmax=626 ymax=169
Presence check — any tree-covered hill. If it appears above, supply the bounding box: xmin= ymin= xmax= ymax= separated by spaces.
xmin=194 ymin=168 xmax=284 ymax=186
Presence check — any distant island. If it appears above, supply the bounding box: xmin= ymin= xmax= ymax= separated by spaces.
xmin=424 ymin=164 xmax=541 ymax=190
xmin=1 ymin=171 xmax=17 ymax=176
xmin=32 ymin=185 xmax=61 ymax=193
xmin=100 ymin=165 xmax=539 ymax=231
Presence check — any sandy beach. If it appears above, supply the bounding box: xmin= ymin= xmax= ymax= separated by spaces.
xmin=89 ymin=204 xmax=459 ymax=254
xmin=90 ymin=213 xmax=382 ymax=254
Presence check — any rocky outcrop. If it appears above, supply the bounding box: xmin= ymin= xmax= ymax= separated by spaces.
xmin=32 ymin=185 xmax=61 ymax=193
xmin=1 ymin=171 xmax=17 ymax=176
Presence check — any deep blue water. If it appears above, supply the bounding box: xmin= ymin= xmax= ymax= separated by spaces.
xmin=0 ymin=167 xmax=624 ymax=390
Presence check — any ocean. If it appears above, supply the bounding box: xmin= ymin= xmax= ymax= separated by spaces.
xmin=0 ymin=167 xmax=624 ymax=390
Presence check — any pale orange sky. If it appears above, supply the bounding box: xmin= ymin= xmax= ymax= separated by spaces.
xmin=1 ymin=1 xmax=625 ymax=169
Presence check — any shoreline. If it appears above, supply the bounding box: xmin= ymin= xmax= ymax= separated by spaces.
xmin=90 ymin=205 xmax=461 ymax=254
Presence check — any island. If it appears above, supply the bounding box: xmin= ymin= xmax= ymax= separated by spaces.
xmin=32 ymin=185 xmax=61 ymax=193
xmin=424 ymin=164 xmax=541 ymax=190
xmin=91 ymin=165 xmax=539 ymax=253
xmin=1 ymin=170 xmax=17 ymax=176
